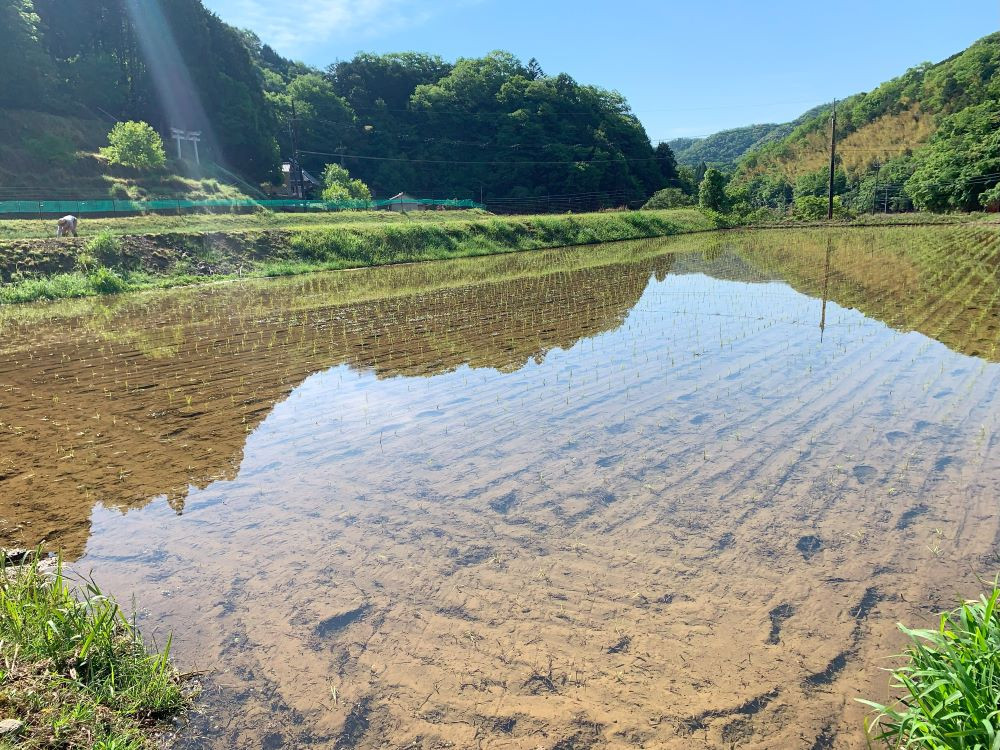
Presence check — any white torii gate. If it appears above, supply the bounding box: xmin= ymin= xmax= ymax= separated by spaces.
xmin=170 ymin=128 xmax=202 ymax=164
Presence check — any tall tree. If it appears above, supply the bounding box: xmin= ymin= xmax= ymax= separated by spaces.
xmin=0 ymin=0 xmax=57 ymax=108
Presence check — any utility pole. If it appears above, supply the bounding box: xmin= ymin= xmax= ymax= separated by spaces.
xmin=871 ymin=161 xmax=881 ymax=215
xmin=288 ymin=101 xmax=303 ymax=199
xmin=827 ymin=99 xmax=838 ymax=220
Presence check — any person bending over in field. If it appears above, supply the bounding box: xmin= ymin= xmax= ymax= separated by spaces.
xmin=56 ymin=215 xmax=79 ymax=237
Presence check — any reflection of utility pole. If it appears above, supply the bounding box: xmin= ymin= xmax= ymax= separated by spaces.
xmin=820 ymin=238 xmax=833 ymax=341
xmin=827 ymin=99 xmax=838 ymax=220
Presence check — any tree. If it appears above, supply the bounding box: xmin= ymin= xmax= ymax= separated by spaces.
xmin=100 ymin=121 xmax=166 ymax=170
xmin=0 ymin=0 xmax=56 ymax=108
xmin=698 ymin=168 xmax=728 ymax=211
xmin=795 ymin=195 xmax=850 ymax=219
xmin=321 ymin=163 xmax=372 ymax=202
xmin=906 ymin=101 xmax=1000 ymax=211
xmin=643 ymin=188 xmax=694 ymax=209
xmin=979 ymin=184 xmax=1000 ymax=210
xmin=795 ymin=168 xmax=847 ymax=198
xmin=654 ymin=142 xmax=679 ymax=183
xmin=695 ymin=161 xmax=709 ymax=185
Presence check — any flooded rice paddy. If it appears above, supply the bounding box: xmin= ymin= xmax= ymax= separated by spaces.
xmin=1 ymin=225 xmax=1000 ymax=749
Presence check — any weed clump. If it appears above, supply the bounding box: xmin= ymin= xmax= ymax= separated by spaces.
xmin=860 ymin=585 xmax=1000 ymax=749
xmin=0 ymin=555 xmax=189 ymax=748
xmin=86 ymin=230 xmax=121 ymax=257
xmin=88 ymin=267 xmax=129 ymax=295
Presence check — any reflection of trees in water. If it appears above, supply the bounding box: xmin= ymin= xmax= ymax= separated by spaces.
xmin=346 ymin=255 xmax=676 ymax=377
xmin=8 ymin=224 xmax=992 ymax=561
xmin=732 ymin=228 xmax=1000 ymax=362
xmin=654 ymin=227 xmax=1000 ymax=363
xmin=0 ymin=252 xmax=674 ymax=558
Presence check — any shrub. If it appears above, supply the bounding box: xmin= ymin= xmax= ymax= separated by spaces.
xmin=86 ymin=230 xmax=121 ymax=263
xmin=100 ymin=121 xmax=166 ymax=170
xmin=643 ymin=188 xmax=695 ymax=210
xmin=794 ymin=195 xmax=851 ymax=220
xmin=979 ymin=184 xmax=1000 ymax=210
xmin=75 ymin=251 xmax=98 ymax=273
xmin=88 ymin=267 xmax=128 ymax=295
xmin=861 ymin=586 xmax=1000 ymax=749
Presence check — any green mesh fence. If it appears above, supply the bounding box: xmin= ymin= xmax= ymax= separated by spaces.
xmin=0 ymin=197 xmax=483 ymax=215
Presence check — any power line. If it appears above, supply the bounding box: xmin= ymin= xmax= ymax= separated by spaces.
xmin=298 ymin=149 xmax=665 ymax=166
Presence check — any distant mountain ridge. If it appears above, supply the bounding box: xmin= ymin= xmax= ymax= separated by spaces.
xmin=730 ymin=32 xmax=1000 ymax=212
xmin=668 ymin=123 xmax=791 ymax=167
xmin=668 ymin=104 xmax=829 ymax=168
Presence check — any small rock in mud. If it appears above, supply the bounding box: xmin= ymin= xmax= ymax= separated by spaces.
xmin=1 ymin=548 xmax=32 ymax=566
xmin=489 ymin=491 xmax=518 ymax=514
xmin=493 ymin=716 xmax=517 ymax=734
xmin=796 ymin=535 xmax=822 ymax=560
xmin=607 ymin=635 xmax=631 ymax=654
xmin=315 ymin=605 xmax=371 ymax=637
xmin=852 ymin=465 xmax=877 ymax=484
xmin=0 ymin=719 xmax=23 ymax=737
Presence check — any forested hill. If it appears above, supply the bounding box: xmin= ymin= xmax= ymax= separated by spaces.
xmin=731 ymin=32 xmax=1000 ymax=213
xmin=1 ymin=0 xmax=675 ymax=204
xmin=669 ymin=123 xmax=793 ymax=168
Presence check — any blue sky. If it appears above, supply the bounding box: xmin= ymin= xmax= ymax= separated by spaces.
xmin=203 ymin=0 xmax=999 ymax=141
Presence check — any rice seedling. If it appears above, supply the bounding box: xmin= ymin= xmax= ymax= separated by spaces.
xmin=860 ymin=585 xmax=1000 ymax=749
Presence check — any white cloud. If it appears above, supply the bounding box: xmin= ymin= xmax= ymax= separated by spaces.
xmin=217 ymin=0 xmax=468 ymax=55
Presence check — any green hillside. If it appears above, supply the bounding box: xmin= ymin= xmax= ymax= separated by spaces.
xmin=1 ymin=0 xmax=675 ymax=207
xmin=669 ymin=123 xmax=793 ymax=168
xmin=731 ymin=32 xmax=1000 ymax=213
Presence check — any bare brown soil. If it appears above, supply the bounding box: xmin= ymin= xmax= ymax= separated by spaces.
xmin=1 ymin=227 xmax=999 ymax=749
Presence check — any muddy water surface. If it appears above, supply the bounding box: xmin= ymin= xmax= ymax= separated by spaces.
xmin=2 ymin=226 xmax=1000 ymax=749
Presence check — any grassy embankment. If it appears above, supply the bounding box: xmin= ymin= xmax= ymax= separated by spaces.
xmin=0 ymin=110 xmax=252 ymax=204
xmin=1 ymin=207 xmax=994 ymax=305
xmin=0 ymin=208 xmax=722 ymax=304
xmin=0 ymin=554 xmax=188 ymax=749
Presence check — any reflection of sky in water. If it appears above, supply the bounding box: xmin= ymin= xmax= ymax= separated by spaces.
xmin=83 ymin=269 xmax=978 ymax=555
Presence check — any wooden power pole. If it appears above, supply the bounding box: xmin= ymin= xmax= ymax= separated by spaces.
xmin=871 ymin=161 xmax=881 ymax=215
xmin=827 ymin=99 xmax=838 ymax=220
xmin=288 ymin=101 xmax=303 ymax=199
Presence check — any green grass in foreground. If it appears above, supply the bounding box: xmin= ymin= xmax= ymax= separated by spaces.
xmin=860 ymin=585 xmax=1000 ymax=749
xmin=0 ymin=555 xmax=187 ymax=749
